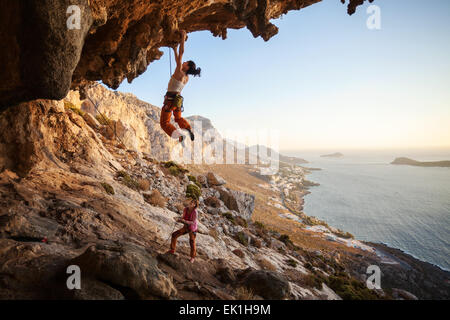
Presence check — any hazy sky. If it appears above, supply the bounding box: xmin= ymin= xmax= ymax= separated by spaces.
xmin=117 ymin=0 xmax=450 ymax=151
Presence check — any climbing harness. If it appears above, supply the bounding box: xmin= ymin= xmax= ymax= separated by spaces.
xmin=164 ymin=92 xmax=184 ymax=112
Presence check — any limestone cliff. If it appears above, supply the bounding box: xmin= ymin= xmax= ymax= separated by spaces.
xmin=66 ymin=83 xmax=177 ymax=160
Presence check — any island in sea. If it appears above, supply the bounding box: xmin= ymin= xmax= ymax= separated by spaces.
xmin=391 ymin=157 xmax=450 ymax=167
xmin=320 ymin=152 xmax=344 ymax=158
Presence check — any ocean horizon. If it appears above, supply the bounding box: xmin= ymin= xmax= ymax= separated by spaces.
xmin=283 ymin=148 xmax=450 ymax=271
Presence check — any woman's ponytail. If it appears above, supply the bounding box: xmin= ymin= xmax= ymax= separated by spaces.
xmin=187 ymin=60 xmax=201 ymax=77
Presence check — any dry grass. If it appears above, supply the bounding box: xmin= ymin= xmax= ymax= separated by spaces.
xmin=208 ymin=228 xmax=220 ymax=241
xmin=234 ymin=286 xmax=255 ymax=300
xmin=138 ymin=178 xmax=150 ymax=191
xmin=144 ymin=189 xmax=167 ymax=208
xmin=204 ymin=196 xmax=221 ymax=208
xmin=234 ymin=216 xmax=248 ymax=228
xmin=174 ymin=202 xmax=185 ymax=214
xmin=256 ymin=257 xmax=277 ymax=271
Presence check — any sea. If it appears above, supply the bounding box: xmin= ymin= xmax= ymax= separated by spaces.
xmin=284 ymin=148 xmax=450 ymax=271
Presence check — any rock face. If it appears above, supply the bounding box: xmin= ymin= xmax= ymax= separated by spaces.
xmin=216 ymin=186 xmax=255 ymax=220
xmin=65 ymin=83 xmax=177 ymax=160
xmin=0 ymin=0 xmax=372 ymax=108
xmin=0 ymin=98 xmax=118 ymax=177
xmin=0 ymin=0 xmax=93 ymax=108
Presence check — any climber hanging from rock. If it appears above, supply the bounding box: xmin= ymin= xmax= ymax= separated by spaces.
xmin=169 ymin=198 xmax=199 ymax=263
xmin=160 ymin=30 xmax=201 ymax=145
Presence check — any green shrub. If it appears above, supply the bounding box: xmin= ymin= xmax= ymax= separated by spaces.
xmin=279 ymin=234 xmax=294 ymax=247
xmin=101 ymin=182 xmax=115 ymax=195
xmin=286 ymin=258 xmax=298 ymax=268
xmin=254 ymin=221 xmax=265 ymax=229
xmin=186 ymin=183 xmax=201 ymax=200
xmin=325 ymin=273 xmax=381 ymax=300
xmin=96 ymin=113 xmax=111 ymax=125
xmin=168 ymin=165 xmax=180 ymax=176
xmin=116 ymin=170 xmax=140 ymax=190
xmin=163 ymin=160 xmax=177 ymax=168
xmin=163 ymin=161 xmax=189 ymax=177
xmin=235 ymin=231 xmax=248 ymax=246
xmin=300 ymin=273 xmax=324 ymax=289
xmin=187 ymin=175 xmax=202 ymax=188
xmin=64 ymin=100 xmax=85 ymax=117
xmin=222 ymin=212 xmax=236 ymax=224
xmin=304 ymin=262 xmax=314 ymax=271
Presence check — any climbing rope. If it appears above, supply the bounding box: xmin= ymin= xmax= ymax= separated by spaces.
xmin=157 ymin=218 xmax=178 ymax=251
xmin=169 ymin=47 xmax=172 ymax=76
xmin=86 ymin=96 xmax=126 ymax=147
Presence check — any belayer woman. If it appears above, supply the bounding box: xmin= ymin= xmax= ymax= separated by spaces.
xmin=160 ymin=30 xmax=201 ymax=144
xmin=169 ymin=198 xmax=199 ymax=263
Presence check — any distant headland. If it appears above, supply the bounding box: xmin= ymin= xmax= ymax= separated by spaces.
xmin=320 ymin=152 xmax=344 ymax=158
xmin=391 ymin=157 xmax=450 ymax=167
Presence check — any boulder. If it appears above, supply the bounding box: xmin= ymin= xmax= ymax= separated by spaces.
xmin=215 ymin=186 xmax=255 ymax=220
xmin=204 ymin=196 xmax=222 ymax=208
xmin=206 ymin=172 xmax=226 ymax=186
xmin=197 ymin=175 xmax=208 ymax=187
xmin=240 ymin=269 xmax=291 ymax=300
xmin=71 ymin=242 xmax=177 ymax=299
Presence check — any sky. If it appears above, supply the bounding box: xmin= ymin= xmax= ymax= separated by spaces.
xmin=117 ymin=0 xmax=450 ymax=151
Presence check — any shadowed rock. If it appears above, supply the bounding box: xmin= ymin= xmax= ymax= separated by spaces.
xmin=71 ymin=242 xmax=177 ymax=299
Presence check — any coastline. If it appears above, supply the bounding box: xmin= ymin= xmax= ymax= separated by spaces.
xmin=297 ymin=164 xmax=450 ymax=275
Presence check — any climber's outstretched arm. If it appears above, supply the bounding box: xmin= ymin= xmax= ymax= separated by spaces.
xmin=173 ymin=30 xmax=187 ymax=73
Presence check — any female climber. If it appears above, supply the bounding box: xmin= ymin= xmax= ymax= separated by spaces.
xmin=160 ymin=30 xmax=201 ymax=144
xmin=169 ymin=198 xmax=199 ymax=263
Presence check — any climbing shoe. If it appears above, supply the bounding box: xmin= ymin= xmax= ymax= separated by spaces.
xmin=187 ymin=129 xmax=195 ymax=141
